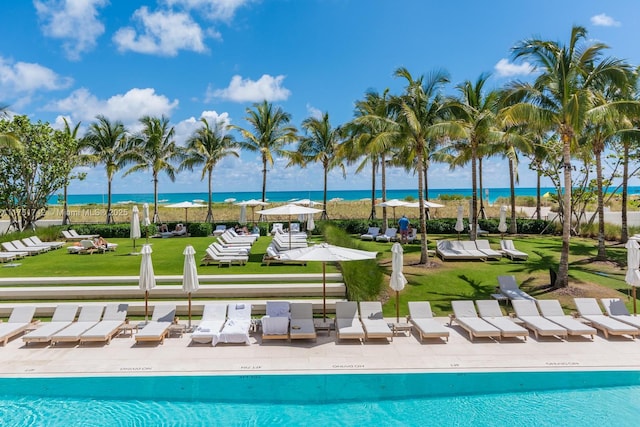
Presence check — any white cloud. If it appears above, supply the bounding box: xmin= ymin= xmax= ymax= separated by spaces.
xmin=34 ymin=0 xmax=108 ymax=61
xmin=494 ymin=59 xmax=535 ymax=77
xmin=209 ymin=74 xmax=292 ymax=102
xmin=591 ymin=13 xmax=621 ymax=27
xmin=0 ymin=56 xmax=73 ymax=97
xmin=306 ymin=104 xmax=323 ymax=120
xmin=45 ymin=87 xmax=179 ymax=126
xmin=173 ymin=110 xmax=232 ymax=145
xmin=113 ymin=7 xmax=209 ymax=56
xmin=163 ymin=0 xmax=252 ymax=21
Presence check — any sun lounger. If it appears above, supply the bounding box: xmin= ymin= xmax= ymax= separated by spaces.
xmin=79 ymin=303 xmax=129 ymax=344
xmin=407 ymin=301 xmax=449 ymax=342
xmin=226 ymin=229 xmax=258 ymax=243
xmin=289 ymin=303 xmax=317 ymax=341
xmin=500 ymin=240 xmax=528 ymax=261
xmin=262 ymin=245 xmax=307 ymax=266
xmin=213 ymin=303 xmax=252 ymax=346
xmin=18 ymin=238 xmax=50 ymax=252
xmin=0 ymin=306 xmax=36 ymax=345
xmin=457 ymin=241 xmax=488 ymax=260
xmin=600 ymin=298 xmax=640 ymax=329
xmin=0 ymin=253 xmax=18 ymax=262
xmin=50 ymin=305 xmax=105 ymax=345
xmin=450 ymin=300 xmax=501 ymax=341
xmin=498 ymin=275 xmax=535 ymax=300
xmin=211 ymin=242 xmax=249 ymax=255
xmin=475 ymin=240 xmax=503 ymax=260
xmin=201 ymin=247 xmax=248 ymax=266
xmin=360 ymin=227 xmax=380 ymax=241
xmin=476 ymin=300 xmax=528 ymax=341
xmin=536 ymin=299 xmax=596 ymax=339
xmin=2 ymin=241 xmax=41 ymax=256
xmin=270 ymin=223 xmax=284 ymax=235
xmin=261 ymin=301 xmax=290 ymax=341
xmin=335 ymin=301 xmax=365 ymax=342
xmin=212 ymin=225 xmax=227 ymax=236
xmin=359 ymin=301 xmax=393 ymax=342
xmin=191 ymin=303 xmax=228 ymax=344
xmin=435 ymin=240 xmax=486 ymax=261
xmin=574 ymin=298 xmax=639 ymax=339
xmin=23 ymin=304 xmax=79 ymax=344
xmin=69 ymin=229 xmax=99 ymax=239
xmin=135 ymin=304 xmax=177 ymax=344
xmin=511 ymin=300 xmax=567 ymax=340
xmin=28 ymin=236 xmax=65 ymax=249
xmin=375 ymin=228 xmax=397 ymax=243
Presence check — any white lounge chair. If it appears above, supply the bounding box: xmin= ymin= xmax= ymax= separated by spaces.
xmin=435 ymin=240 xmax=485 ymax=261
xmin=511 ymin=299 xmax=567 ymax=340
xmin=135 ymin=304 xmax=176 ymax=344
xmin=0 ymin=253 xmax=18 ymax=262
xmin=457 ymin=241 xmax=488 ymax=260
xmin=50 ymin=305 xmax=105 ymax=345
xmin=574 ymin=298 xmax=639 ymax=339
xmin=450 ymin=300 xmax=501 ymax=341
xmin=475 ymin=240 xmax=503 ymax=260
xmin=375 ymin=228 xmax=397 ymax=243
xmin=600 ymin=298 xmax=640 ymax=329
xmin=23 ymin=304 xmax=79 ymax=344
xmin=261 ymin=301 xmax=290 ymax=341
xmin=28 ymin=236 xmax=65 ymax=249
xmin=289 ymin=303 xmax=317 ymax=341
xmin=191 ymin=303 xmax=228 ymax=344
xmin=210 ymin=242 xmax=249 ymax=255
xmin=79 ymin=303 xmax=129 ymax=344
xmin=0 ymin=306 xmax=36 ymax=345
xmin=212 ymin=225 xmax=227 ymax=236
xmin=19 ymin=238 xmax=50 ymax=252
xmin=69 ymin=229 xmax=99 ymax=239
xmin=498 ymin=275 xmax=535 ymax=300
xmin=536 ymin=299 xmax=596 ymax=339
xmin=407 ymin=301 xmax=449 ymax=342
xmin=335 ymin=301 xmax=365 ymax=342
xmin=500 ymin=240 xmax=528 ymax=261
xmin=359 ymin=301 xmax=393 ymax=342
xmin=476 ymin=300 xmax=529 ymax=341
xmin=213 ymin=303 xmax=252 ymax=346
xmin=201 ymin=247 xmax=248 ymax=266
xmin=270 ymin=223 xmax=284 ymax=235
xmin=2 ymin=241 xmax=42 ymax=256
xmin=360 ymin=227 xmax=380 ymax=241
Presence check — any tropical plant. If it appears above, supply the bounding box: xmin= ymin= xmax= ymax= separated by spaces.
xmin=180 ymin=117 xmax=239 ymax=223
xmin=231 ymin=100 xmax=297 ymax=202
xmin=60 ymin=118 xmax=85 ymax=225
xmin=81 ymin=115 xmax=128 ymax=224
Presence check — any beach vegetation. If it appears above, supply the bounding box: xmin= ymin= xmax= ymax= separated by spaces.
xmin=59 ymin=118 xmax=85 ymax=226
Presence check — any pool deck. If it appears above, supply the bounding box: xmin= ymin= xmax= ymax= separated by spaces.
xmin=1 ymin=317 xmax=639 ymax=378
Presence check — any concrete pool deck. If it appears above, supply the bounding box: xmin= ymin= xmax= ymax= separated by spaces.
xmin=0 ymin=317 xmax=638 ymax=378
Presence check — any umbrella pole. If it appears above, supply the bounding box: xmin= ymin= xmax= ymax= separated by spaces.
xmin=634 ymin=287 xmax=637 ymax=316
xmin=144 ymin=290 xmax=149 ymax=323
xmin=289 ymin=220 xmax=292 ymax=249
xmin=188 ymin=292 xmax=192 ymax=329
xmin=396 ymin=290 xmax=400 ymax=323
xmin=322 ymin=262 xmax=327 ymax=322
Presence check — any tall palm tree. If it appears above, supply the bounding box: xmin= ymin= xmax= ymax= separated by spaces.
xmin=125 ymin=115 xmax=181 ymax=223
xmin=231 ymin=101 xmax=297 ymax=202
xmin=391 ymin=67 xmax=450 ymax=264
xmin=60 ymin=118 xmax=83 ymax=225
xmin=180 ymin=117 xmax=239 ymax=223
xmin=288 ymin=112 xmax=345 ymax=219
xmin=502 ymin=26 xmax=632 ymax=287
xmin=82 ymin=115 xmax=128 ymax=224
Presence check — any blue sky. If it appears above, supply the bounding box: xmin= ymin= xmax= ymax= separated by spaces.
xmin=2 ymin=0 xmax=640 ymax=196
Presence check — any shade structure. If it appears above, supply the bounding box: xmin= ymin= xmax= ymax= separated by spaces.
xmin=182 ymin=245 xmax=200 ymax=329
xmin=293 ymin=199 xmax=323 ymax=206
xmin=405 ymin=200 xmax=445 ymax=209
xmin=236 ymin=199 xmax=268 ymax=224
xmin=390 ymin=242 xmax=408 ymax=323
xmin=130 ymin=205 xmax=141 ymax=250
xmin=165 ymin=201 xmax=206 ymax=225
xmin=139 ymin=244 xmax=156 ymax=323
xmin=142 ymin=203 xmax=151 ymax=242
xmin=377 ymin=199 xmax=409 ymax=222
xmin=454 ymin=205 xmax=465 ymax=239
xmin=498 ymin=205 xmax=508 ymax=235
xmin=279 ymin=243 xmax=377 ymax=320
xmin=626 ymin=239 xmax=640 ymax=315
xmin=258 ymin=204 xmax=322 ymax=248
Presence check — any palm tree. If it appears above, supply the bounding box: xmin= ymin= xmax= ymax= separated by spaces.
xmin=288 ymin=112 xmax=345 ymax=219
xmin=82 ymin=115 xmax=128 ymax=224
xmin=180 ymin=117 xmax=239 ymax=223
xmin=125 ymin=115 xmax=181 ymax=223
xmin=231 ymin=101 xmax=297 ymax=202
xmin=60 ymin=118 xmax=83 ymax=225
xmin=502 ymin=26 xmax=632 ymax=287
xmin=391 ymin=67 xmax=450 ymax=264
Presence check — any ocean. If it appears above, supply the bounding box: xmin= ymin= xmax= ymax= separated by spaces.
xmin=47 ymin=186 xmax=634 ymax=206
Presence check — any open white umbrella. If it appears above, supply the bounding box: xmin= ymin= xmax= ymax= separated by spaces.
xmin=236 ymin=199 xmax=269 ymax=224
xmin=390 ymin=242 xmax=408 ymax=323
xmin=165 ymin=201 xmax=206 ymax=225
xmin=625 ymin=239 xmax=640 ymax=315
xmin=130 ymin=205 xmax=141 ymax=251
xmin=279 ymin=243 xmax=377 ymax=322
xmin=498 ymin=205 xmax=508 ymax=236
xmin=139 ymin=244 xmax=156 ymax=323
xmin=405 ymin=200 xmax=445 ymax=209
xmin=182 ymin=245 xmax=200 ymax=329
xmin=142 ymin=203 xmax=151 ymax=242
xmin=454 ymin=205 xmax=465 ymax=240
xmin=258 ymin=204 xmax=322 ymax=248
xmin=377 ymin=199 xmax=409 ymax=223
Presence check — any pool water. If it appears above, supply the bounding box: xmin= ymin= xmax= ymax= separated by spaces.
xmin=1 ymin=371 xmax=639 ymax=426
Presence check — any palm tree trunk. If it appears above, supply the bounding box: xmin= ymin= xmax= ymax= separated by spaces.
xmin=595 ymin=146 xmax=606 ymax=260
xmin=509 ymin=156 xmax=517 ymax=234
xmin=478 ymin=157 xmax=486 ymax=220
xmin=106 ymin=178 xmax=113 ymax=224
xmin=62 ymin=184 xmax=70 ymax=225
xmin=621 ymin=141 xmax=629 ymax=243
xmin=381 ymin=153 xmax=387 ymax=232
xmin=424 ymin=157 xmax=430 ymax=220
xmin=261 ymin=156 xmax=267 ymax=202
xmin=556 ymin=133 xmax=572 ymax=288
xmin=536 ymin=168 xmax=542 ymax=220
xmin=470 ymin=143 xmax=478 ymax=241
xmin=152 ymin=172 xmax=160 ymax=224
xmin=417 ymin=141 xmax=428 ymax=264
xmin=321 ymin=163 xmax=329 ymax=220
xmin=369 ymin=160 xmax=377 ymax=220
xmin=206 ymin=168 xmax=213 ymax=223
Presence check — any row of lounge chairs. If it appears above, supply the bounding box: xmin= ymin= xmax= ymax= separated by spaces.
xmin=67 ymin=239 xmax=118 ymax=254
xmin=61 ymin=229 xmax=99 ymax=241
xmin=262 ymin=230 xmax=309 ymax=266
xmin=201 ymin=230 xmax=258 ymax=266
xmin=436 ymin=239 xmax=528 ymax=261
xmin=1 ymin=236 xmax=65 ymax=262
xmin=360 ymin=227 xmax=418 ymax=243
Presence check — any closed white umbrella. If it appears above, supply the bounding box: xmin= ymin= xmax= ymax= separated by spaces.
xmin=239 ymin=205 xmax=247 ymax=225
xmin=142 ymin=203 xmax=150 ymax=242
xmin=182 ymin=245 xmax=200 ymax=329
xmin=390 ymin=242 xmax=408 ymax=323
xmin=130 ymin=205 xmax=141 ymax=251
xmin=625 ymin=239 xmax=640 ymax=315
xmin=307 ymin=201 xmax=315 ymax=232
xmin=498 ymin=206 xmax=508 ymax=236
xmin=454 ymin=205 xmax=465 ymax=240
xmin=279 ymin=243 xmax=377 ymax=322
xmin=236 ymin=199 xmax=268 ymax=224
xmin=139 ymin=244 xmax=156 ymax=323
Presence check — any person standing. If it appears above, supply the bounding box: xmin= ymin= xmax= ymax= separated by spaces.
xmin=398 ymin=214 xmax=410 ymax=244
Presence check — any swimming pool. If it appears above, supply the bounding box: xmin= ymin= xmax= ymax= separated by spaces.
xmin=1 ymin=371 xmax=639 ymax=426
